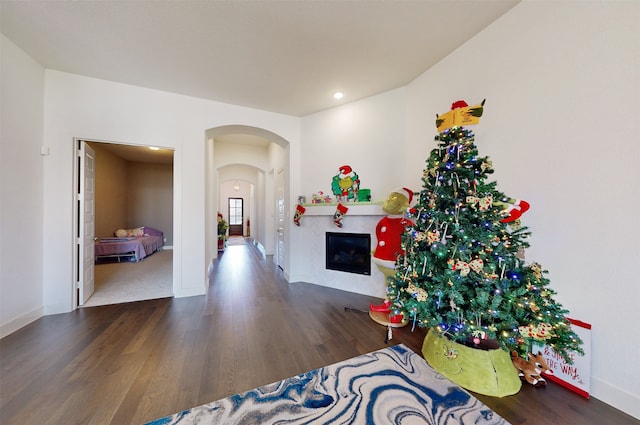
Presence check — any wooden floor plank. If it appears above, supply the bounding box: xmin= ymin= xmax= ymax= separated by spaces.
xmin=0 ymin=237 xmax=638 ymax=425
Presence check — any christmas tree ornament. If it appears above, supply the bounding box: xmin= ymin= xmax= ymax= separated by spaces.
xmin=469 ymin=258 xmax=484 ymax=273
xmin=293 ymin=204 xmax=306 ymax=226
xmin=473 ymin=329 xmax=488 ymax=345
xmin=530 ymin=262 xmax=543 ymax=279
xmin=426 ymin=230 xmax=440 ymax=244
xmin=480 ymin=159 xmax=493 ymax=172
xmin=500 ymin=199 xmax=531 ymax=223
xmin=454 ymin=260 xmax=471 ymax=276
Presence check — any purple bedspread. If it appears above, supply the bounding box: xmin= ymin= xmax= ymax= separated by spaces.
xmin=95 ymin=235 xmax=163 ymax=261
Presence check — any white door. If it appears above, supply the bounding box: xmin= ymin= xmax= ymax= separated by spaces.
xmin=78 ymin=142 xmax=96 ymax=305
xmin=276 ymin=169 xmax=285 ymax=269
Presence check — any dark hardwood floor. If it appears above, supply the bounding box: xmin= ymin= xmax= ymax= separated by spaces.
xmin=1 ymin=237 xmax=638 ymax=425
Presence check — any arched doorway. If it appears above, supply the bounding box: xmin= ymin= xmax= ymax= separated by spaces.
xmin=204 ymin=125 xmax=290 ymax=278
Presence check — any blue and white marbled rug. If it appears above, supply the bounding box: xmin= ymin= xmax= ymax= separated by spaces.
xmin=145 ymin=344 xmax=509 ymax=424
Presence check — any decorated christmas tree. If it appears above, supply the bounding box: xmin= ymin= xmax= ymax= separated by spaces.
xmin=386 ymin=100 xmax=583 ymax=363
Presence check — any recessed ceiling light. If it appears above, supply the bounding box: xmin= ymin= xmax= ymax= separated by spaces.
xmin=333 ymin=91 xmax=344 ymax=100
xmin=149 ymin=146 xmax=160 ymax=151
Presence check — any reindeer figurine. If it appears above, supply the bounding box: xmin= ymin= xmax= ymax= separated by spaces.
xmin=511 ymin=351 xmax=547 ymax=387
xmin=528 ymin=351 xmax=554 ymax=377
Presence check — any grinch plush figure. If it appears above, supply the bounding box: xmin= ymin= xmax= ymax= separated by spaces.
xmin=369 ymin=188 xmax=414 ymax=326
xmin=373 ymin=188 xmax=414 ymax=276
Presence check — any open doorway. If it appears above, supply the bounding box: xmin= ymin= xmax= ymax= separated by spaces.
xmin=206 ymin=126 xmax=290 ymax=267
xmin=228 ymin=197 xmax=244 ymax=236
xmin=75 ymin=139 xmax=175 ymax=307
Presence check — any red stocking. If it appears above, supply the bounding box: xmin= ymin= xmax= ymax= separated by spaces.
xmin=333 ymin=203 xmax=349 ymax=228
xmin=293 ymin=204 xmax=306 ymax=226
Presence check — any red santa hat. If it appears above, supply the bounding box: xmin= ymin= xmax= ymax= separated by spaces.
xmin=451 ymin=100 xmax=468 ymax=110
xmin=393 ymin=187 xmax=414 ymax=205
xmin=339 ymin=165 xmax=355 ymax=178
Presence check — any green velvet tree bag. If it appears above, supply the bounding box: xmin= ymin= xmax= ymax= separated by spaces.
xmin=422 ymin=328 xmax=521 ymax=397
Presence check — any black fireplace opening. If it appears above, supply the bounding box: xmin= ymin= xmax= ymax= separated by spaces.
xmin=326 ymin=232 xmax=371 ymax=275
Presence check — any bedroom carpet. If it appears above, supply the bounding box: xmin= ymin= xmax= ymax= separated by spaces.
xmin=144 ymin=344 xmax=509 ymax=425
xmin=83 ymin=249 xmax=173 ymax=307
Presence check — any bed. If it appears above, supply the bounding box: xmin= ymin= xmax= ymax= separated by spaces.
xmin=95 ymin=226 xmax=164 ymax=262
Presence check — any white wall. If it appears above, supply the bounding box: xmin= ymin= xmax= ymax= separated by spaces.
xmin=299 ymin=88 xmax=408 ymax=201
xmin=215 ymin=140 xmax=270 ymax=171
xmin=267 ymin=141 xmax=288 ymax=259
xmin=41 ymin=70 xmax=300 ymax=314
xmin=290 ymin=88 xmax=408 ymax=292
xmin=404 ymin=2 xmax=639 ymax=417
xmin=0 ymin=35 xmax=45 ymax=337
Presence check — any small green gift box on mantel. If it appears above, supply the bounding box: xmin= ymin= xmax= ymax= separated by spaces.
xmin=357 ymin=188 xmax=371 ymax=202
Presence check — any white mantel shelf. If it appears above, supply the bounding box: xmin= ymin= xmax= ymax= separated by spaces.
xmin=301 ymin=202 xmax=384 ymax=216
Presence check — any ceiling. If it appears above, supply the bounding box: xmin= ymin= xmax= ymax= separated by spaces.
xmin=0 ymin=0 xmax=519 ymax=117
xmin=85 ymin=132 xmax=271 ymax=165
xmin=86 ymin=142 xmax=175 ymax=165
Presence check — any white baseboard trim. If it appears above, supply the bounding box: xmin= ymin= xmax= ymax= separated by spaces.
xmin=173 ymin=286 xmax=206 ymax=298
xmin=591 ymin=376 xmax=640 ymax=420
xmin=0 ymin=305 xmax=44 ymax=339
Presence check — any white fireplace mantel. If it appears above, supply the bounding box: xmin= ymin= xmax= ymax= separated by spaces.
xmin=301 ymin=202 xmax=384 ymax=216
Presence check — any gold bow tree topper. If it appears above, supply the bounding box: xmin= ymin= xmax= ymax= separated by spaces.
xmin=436 ymin=99 xmax=486 ymax=132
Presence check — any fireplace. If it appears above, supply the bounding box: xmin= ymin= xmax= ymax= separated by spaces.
xmin=325 ymin=232 xmax=371 ymax=275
